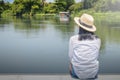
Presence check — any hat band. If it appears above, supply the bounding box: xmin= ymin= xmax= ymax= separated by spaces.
xmin=79 ymin=20 xmax=92 ymax=28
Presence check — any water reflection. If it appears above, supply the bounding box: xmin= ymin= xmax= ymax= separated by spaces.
xmin=0 ymin=16 xmax=120 ymax=74
xmin=95 ymin=17 xmax=120 ymax=73
xmin=95 ymin=18 xmax=120 ymax=49
xmin=11 ymin=16 xmax=75 ymax=40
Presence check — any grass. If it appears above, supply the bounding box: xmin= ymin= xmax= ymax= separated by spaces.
xmin=93 ymin=12 xmax=120 ymax=23
xmin=35 ymin=13 xmax=56 ymax=16
xmin=72 ymin=10 xmax=120 ymax=23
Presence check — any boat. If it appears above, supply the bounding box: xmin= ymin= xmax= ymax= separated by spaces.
xmin=59 ymin=12 xmax=70 ymax=21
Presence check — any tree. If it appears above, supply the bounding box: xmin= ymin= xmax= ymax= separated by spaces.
xmin=108 ymin=0 xmax=120 ymax=11
xmin=54 ymin=0 xmax=66 ymax=12
xmin=94 ymin=0 xmax=120 ymax=12
xmin=11 ymin=0 xmax=43 ymax=16
xmin=43 ymin=3 xmax=57 ymax=13
xmin=83 ymin=0 xmax=98 ymax=9
xmin=69 ymin=2 xmax=83 ymax=13
xmin=54 ymin=0 xmax=75 ymax=12
xmin=12 ymin=0 xmax=24 ymax=16
xmin=0 ymin=0 xmax=4 ymax=15
xmin=65 ymin=0 xmax=75 ymax=11
xmin=0 ymin=0 xmax=11 ymax=16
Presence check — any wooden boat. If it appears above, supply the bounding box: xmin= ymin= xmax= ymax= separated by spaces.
xmin=59 ymin=12 xmax=70 ymax=21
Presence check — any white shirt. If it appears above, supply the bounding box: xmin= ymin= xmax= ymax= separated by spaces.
xmin=69 ymin=35 xmax=101 ymax=79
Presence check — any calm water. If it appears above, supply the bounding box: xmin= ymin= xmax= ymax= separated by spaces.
xmin=0 ymin=16 xmax=120 ymax=74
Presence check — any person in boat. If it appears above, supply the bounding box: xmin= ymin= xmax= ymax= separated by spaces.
xmin=69 ymin=13 xmax=101 ymax=80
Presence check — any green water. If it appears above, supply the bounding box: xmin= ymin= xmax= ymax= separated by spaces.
xmin=0 ymin=16 xmax=120 ymax=74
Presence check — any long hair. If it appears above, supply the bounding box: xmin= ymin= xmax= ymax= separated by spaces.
xmin=78 ymin=27 xmax=97 ymax=40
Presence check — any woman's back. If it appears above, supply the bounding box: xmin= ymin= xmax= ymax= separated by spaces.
xmin=69 ymin=13 xmax=101 ymax=79
xmin=69 ymin=35 xmax=101 ymax=79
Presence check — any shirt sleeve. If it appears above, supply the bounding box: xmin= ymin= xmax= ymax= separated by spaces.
xmin=69 ymin=37 xmax=73 ymax=61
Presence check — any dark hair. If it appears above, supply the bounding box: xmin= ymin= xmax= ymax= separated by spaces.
xmin=78 ymin=27 xmax=98 ymax=40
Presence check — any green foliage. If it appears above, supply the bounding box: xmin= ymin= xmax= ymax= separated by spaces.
xmin=94 ymin=0 xmax=110 ymax=12
xmin=65 ymin=0 xmax=75 ymax=11
xmin=1 ymin=10 xmax=12 ymax=17
xmin=0 ymin=0 xmax=11 ymax=16
xmin=11 ymin=0 xmax=42 ymax=16
xmin=1 ymin=0 xmax=120 ymax=17
xmin=54 ymin=2 xmax=65 ymax=13
xmin=94 ymin=0 xmax=120 ymax=12
xmin=54 ymin=0 xmax=75 ymax=12
xmin=43 ymin=3 xmax=57 ymax=13
xmin=69 ymin=2 xmax=83 ymax=13
xmin=32 ymin=5 xmax=39 ymax=13
xmin=83 ymin=0 xmax=98 ymax=9
xmin=0 ymin=1 xmax=4 ymax=15
xmin=12 ymin=0 xmax=24 ymax=16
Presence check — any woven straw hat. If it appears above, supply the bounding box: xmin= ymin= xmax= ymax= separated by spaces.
xmin=74 ymin=13 xmax=96 ymax=32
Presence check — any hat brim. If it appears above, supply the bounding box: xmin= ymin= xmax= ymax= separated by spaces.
xmin=74 ymin=17 xmax=96 ymax=32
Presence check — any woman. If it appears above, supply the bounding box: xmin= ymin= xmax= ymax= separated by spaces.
xmin=69 ymin=13 xmax=101 ymax=80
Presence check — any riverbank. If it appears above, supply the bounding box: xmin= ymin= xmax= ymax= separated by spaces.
xmin=71 ymin=12 xmax=120 ymax=23
xmin=1 ymin=11 xmax=120 ymax=19
xmin=35 ymin=13 xmax=56 ymax=16
xmin=72 ymin=12 xmax=120 ymax=19
xmin=0 ymin=74 xmax=120 ymax=80
xmin=34 ymin=12 xmax=120 ymax=23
